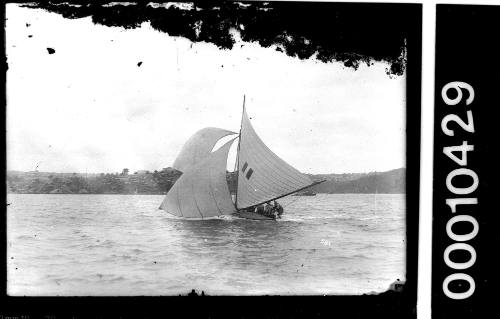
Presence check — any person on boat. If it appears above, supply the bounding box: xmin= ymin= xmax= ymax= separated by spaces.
xmin=272 ymin=209 xmax=278 ymax=219
xmin=274 ymin=200 xmax=284 ymax=218
xmin=255 ymin=204 xmax=265 ymax=215
xmin=264 ymin=202 xmax=272 ymax=216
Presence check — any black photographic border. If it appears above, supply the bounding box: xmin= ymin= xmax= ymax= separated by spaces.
xmin=1 ymin=2 xmax=422 ymax=318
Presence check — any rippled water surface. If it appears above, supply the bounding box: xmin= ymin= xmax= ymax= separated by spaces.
xmin=7 ymin=194 xmax=405 ymax=295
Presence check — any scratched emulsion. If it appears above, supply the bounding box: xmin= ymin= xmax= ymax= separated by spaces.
xmin=22 ymin=2 xmax=409 ymax=76
xmin=7 ymin=194 xmax=405 ymax=296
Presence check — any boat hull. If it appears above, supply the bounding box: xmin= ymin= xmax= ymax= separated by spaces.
xmin=234 ymin=211 xmax=276 ymax=220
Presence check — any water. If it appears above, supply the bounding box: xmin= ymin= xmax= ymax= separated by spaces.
xmin=7 ymin=193 xmax=405 ymax=296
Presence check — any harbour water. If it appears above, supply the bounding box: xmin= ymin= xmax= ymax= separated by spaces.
xmin=7 ymin=193 xmax=405 ymax=296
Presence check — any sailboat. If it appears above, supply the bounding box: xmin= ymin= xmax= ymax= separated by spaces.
xmin=159 ymin=97 xmax=324 ymax=220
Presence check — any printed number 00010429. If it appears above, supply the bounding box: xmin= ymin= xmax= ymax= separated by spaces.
xmin=440 ymin=81 xmax=479 ymax=300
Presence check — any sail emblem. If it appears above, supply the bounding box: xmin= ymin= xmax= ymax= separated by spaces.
xmin=245 ymin=169 xmax=254 ymax=179
xmin=241 ymin=162 xmax=253 ymax=180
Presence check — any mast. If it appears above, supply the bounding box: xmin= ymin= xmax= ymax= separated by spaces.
xmin=234 ymin=95 xmax=245 ymax=209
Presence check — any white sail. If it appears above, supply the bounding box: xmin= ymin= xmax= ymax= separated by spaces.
xmin=172 ymin=127 xmax=236 ymax=172
xmin=236 ymin=106 xmax=314 ymax=209
xmin=160 ymin=138 xmax=237 ymax=218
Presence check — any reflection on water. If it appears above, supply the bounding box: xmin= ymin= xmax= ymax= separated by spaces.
xmin=7 ymin=193 xmax=405 ymax=295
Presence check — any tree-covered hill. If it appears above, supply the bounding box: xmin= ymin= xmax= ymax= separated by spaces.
xmin=308 ymin=168 xmax=405 ymax=194
xmin=6 ymin=168 xmax=182 ymax=195
xmin=7 ymin=167 xmax=405 ymax=195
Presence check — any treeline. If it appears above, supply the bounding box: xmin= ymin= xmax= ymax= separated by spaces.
xmin=7 ymin=168 xmax=182 ymax=195
xmin=309 ymin=168 xmax=405 ymax=194
xmin=7 ymin=167 xmax=405 ymax=195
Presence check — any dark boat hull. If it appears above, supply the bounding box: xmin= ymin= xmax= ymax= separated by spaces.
xmin=234 ymin=211 xmax=276 ymax=220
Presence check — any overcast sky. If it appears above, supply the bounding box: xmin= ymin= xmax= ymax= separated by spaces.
xmin=6 ymin=4 xmax=406 ymax=174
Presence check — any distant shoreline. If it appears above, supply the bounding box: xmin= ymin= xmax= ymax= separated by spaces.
xmin=7 ymin=167 xmax=406 ymax=195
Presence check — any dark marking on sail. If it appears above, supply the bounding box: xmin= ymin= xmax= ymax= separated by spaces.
xmin=242 ymin=162 xmax=248 ymax=173
xmin=246 ymin=168 xmax=253 ymax=180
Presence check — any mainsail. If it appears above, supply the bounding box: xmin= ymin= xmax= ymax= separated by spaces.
xmin=236 ymin=106 xmax=315 ymax=209
xmin=160 ymin=137 xmax=237 ymax=218
xmin=172 ymin=127 xmax=236 ymax=172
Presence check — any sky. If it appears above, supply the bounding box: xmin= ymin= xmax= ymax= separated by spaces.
xmin=6 ymin=4 xmax=406 ymax=174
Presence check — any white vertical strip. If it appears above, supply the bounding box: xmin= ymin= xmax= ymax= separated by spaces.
xmin=418 ymin=3 xmax=436 ymax=319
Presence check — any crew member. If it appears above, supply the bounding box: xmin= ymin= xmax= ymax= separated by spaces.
xmin=264 ymin=202 xmax=272 ymax=216
xmin=275 ymin=200 xmax=284 ymax=217
xmin=255 ymin=204 xmax=265 ymax=215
